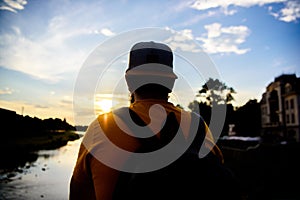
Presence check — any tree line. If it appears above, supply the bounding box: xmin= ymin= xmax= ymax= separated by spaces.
xmin=0 ymin=108 xmax=75 ymax=138
xmin=186 ymin=78 xmax=261 ymax=137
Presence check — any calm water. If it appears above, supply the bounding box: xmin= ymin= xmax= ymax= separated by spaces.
xmin=0 ymin=134 xmax=83 ymax=200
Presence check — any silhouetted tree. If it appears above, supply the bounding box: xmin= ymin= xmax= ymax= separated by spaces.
xmin=234 ymin=99 xmax=261 ymax=136
xmin=197 ymin=78 xmax=236 ymax=106
xmin=188 ymin=78 xmax=236 ymax=135
xmin=0 ymin=107 xmax=75 ymax=137
xmin=43 ymin=118 xmax=75 ymax=131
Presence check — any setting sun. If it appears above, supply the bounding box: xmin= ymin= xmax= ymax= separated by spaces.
xmin=96 ymin=99 xmax=113 ymax=114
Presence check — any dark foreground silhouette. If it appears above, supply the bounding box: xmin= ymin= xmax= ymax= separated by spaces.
xmin=0 ymin=108 xmax=80 ymax=170
xmin=219 ymin=141 xmax=300 ymax=200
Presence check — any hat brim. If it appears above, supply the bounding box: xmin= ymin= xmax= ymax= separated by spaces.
xmin=125 ymin=63 xmax=178 ymax=79
xmin=125 ymin=70 xmax=178 ymax=79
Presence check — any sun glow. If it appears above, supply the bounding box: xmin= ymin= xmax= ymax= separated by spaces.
xmin=96 ymin=99 xmax=113 ymax=114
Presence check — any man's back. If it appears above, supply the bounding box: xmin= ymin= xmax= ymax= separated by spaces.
xmin=112 ymin=100 xmax=241 ymax=200
xmin=70 ymin=99 xmax=225 ymax=199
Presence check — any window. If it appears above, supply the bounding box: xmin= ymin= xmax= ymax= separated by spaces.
xmin=285 ymin=100 xmax=289 ymax=110
xmin=291 ymin=114 xmax=295 ymax=124
xmin=290 ymin=99 xmax=294 ymax=109
xmin=286 ymin=114 xmax=290 ymax=124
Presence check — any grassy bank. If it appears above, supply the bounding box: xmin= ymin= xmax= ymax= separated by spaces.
xmin=0 ymin=131 xmax=80 ymax=170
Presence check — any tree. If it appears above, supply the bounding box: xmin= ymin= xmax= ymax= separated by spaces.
xmin=197 ymin=78 xmax=236 ymax=106
xmin=188 ymin=78 xmax=236 ymax=136
xmin=234 ymin=99 xmax=261 ymax=136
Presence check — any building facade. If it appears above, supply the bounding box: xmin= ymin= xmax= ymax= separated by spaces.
xmin=260 ymin=74 xmax=300 ymax=142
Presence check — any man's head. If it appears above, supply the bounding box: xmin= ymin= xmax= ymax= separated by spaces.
xmin=125 ymin=41 xmax=177 ymax=101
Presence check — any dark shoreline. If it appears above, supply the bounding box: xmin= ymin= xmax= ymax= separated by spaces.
xmin=219 ymin=142 xmax=300 ymax=200
xmin=0 ymin=131 xmax=81 ymax=171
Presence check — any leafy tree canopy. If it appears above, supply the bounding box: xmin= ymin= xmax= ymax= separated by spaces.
xmin=197 ymin=78 xmax=236 ymax=106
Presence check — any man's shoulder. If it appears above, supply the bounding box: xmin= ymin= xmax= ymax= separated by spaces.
xmin=88 ymin=109 xmax=127 ymax=132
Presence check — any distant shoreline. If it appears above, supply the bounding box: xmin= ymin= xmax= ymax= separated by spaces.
xmin=0 ymin=107 xmax=83 ymax=170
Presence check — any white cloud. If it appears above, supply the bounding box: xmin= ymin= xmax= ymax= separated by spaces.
xmin=190 ymin=0 xmax=300 ymax=23
xmin=0 ymin=0 xmax=27 ymax=13
xmin=271 ymin=0 xmax=300 ymax=22
xmin=164 ymin=27 xmax=202 ymax=52
xmin=196 ymin=23 xmax=250 ymax=55
xmin=170 ymin=29 xmax=194 ymax=41
xmin=222 ymin=7 xmax=237 ymax=16
xmin=190 ymin=0 xmax=286 ymax=10
xmin=189 ymin=0 xmax=287 ymax=17
xmin=205 ymin=23 xmax=222 ymax=38
xmin=0 ymin=5 xmax=16 ymax=12
xmin=96 ymin=28 xmax=116 ymax=37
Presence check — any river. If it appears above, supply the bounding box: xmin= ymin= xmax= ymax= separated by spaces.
xmin=0 ymin=133 xmax=83 ymax=200
xmin=1 ymin=133 xmax=299 ymax=200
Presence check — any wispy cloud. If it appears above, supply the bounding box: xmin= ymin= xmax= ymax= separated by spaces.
xmin=0 ymin=99 xmax=74 ymax=122
xmin=0 ymin=1 xmax=121 ymax=83
xmin=34 ymin=104 xmax=48 ymax=109
xmin=94 ymin=28 xmax=116 ymax=37
xmin=269 ymin=1 xmax=300 ymax=22
xmin=0 ymin=23 xmax=89 ymax=82
xmin=60 ymin=96 xmax=73 ymax=105
xmin=164 ymin=27 xmax=202 ymax=52
xmin=0 ymin=0 xmax=27 ymax=13
xmin=179 ymin=0 xmax=299 ymax=25
xmin=178 ymin=10 xmax=219 ymax=27
xmin=0 ymin=87 xmax=13 ymax=95
xmin=196 ymin=23 xmax=251 ymax=55
xmin=271 ymin=57 xmax=297 ymax=74
xmin=188 ymin=0 xmax=300 ymax=22
xmin=189 ymin=0 xmax=286 ymax=11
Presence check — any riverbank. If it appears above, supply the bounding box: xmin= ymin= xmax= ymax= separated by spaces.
xmin=0 ymin=138 xmax=82 ymax=200
xmin=0 ymin=131 xmax=81 ymax=170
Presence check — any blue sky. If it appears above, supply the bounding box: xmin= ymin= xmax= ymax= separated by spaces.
xmin=0 ymin=0 xmax=299 ymax=126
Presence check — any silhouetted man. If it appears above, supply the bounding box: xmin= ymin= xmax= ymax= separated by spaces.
xmin=69 ymin=41 xmax=240 ymax=200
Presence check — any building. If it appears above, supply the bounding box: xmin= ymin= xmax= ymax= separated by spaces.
xmin=260 ymin=74 xmax=300 ymax=142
